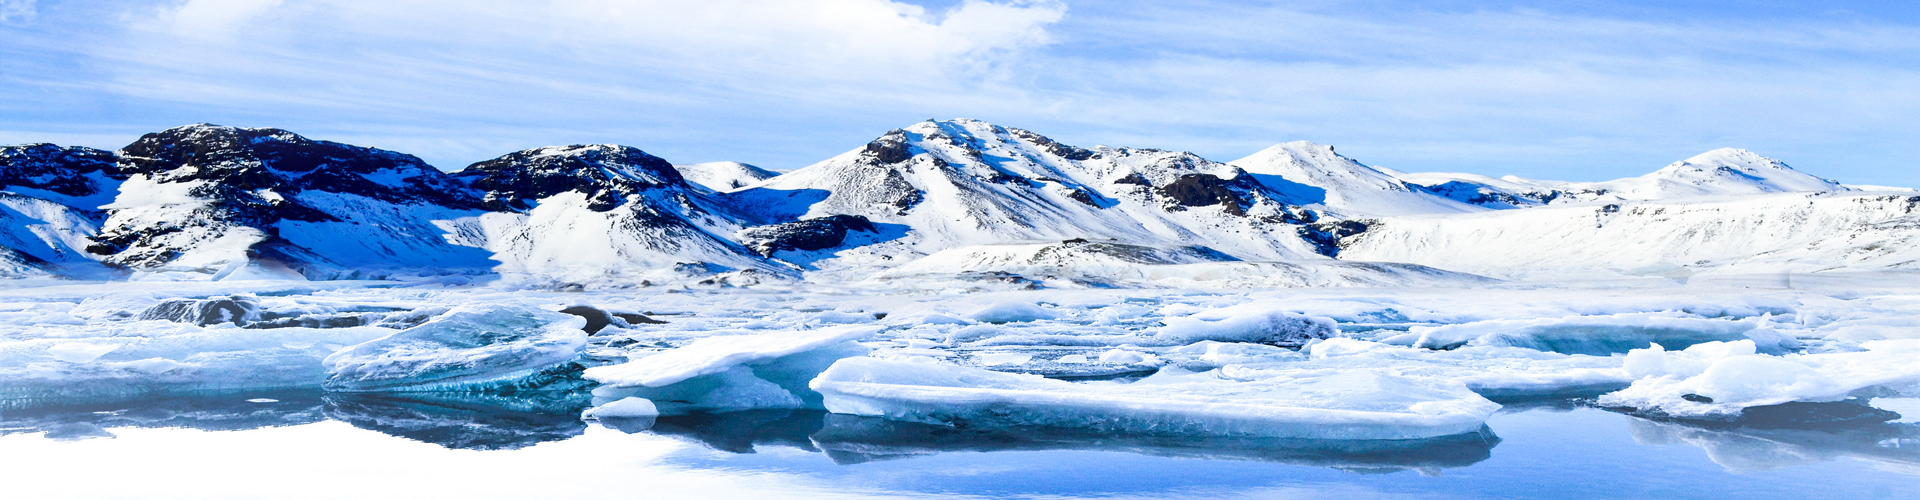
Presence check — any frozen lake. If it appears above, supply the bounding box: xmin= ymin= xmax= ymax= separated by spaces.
xmin=2 ymin=393 xmax=1916 ymax=499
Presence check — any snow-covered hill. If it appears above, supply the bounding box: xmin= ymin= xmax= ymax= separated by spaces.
xmin=89 ymin=125 xmax=494 ymax=280
xmin=1229 ymin=141 xmax=1483 ymax=217
xmin=1400 ymin=148 xmax=1853 ymax=209
xmin=442 ymin=145 xmax=774 ymax=284
xmin=1339 ymin=192 xmax=1920 ymax=279
xmin=674 ymin=161 xmax=779 ymax=192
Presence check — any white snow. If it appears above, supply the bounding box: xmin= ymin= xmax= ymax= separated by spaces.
xmin=1229 ymin=141 xmax=1484 ymax=217
xmin=674 ymin=161 xmax=779 ymax=192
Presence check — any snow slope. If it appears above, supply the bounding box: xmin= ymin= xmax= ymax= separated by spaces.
xmin=729 ymin=119 xmax=1328 ymax=266
xmin=444 ymin=145 xmax=776 ymax=285
xmin=1399 ymin=149 xmax=1854 ymax=209
xmin=1229 ymin=141 xmax=1483 ymax=217
xmin=674 ymin=161 xmax=779 ymax=192
xmin=1340 ymin=192 xmax=1920 ymax=278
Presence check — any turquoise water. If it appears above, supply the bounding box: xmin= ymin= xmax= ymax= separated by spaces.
xmin=2 ymin=393 xmax=1915 ymax=499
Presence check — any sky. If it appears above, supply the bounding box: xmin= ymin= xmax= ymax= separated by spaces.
xmin=1 ymin=0 xmax=1917 ymax=186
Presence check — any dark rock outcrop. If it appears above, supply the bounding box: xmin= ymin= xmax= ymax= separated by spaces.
xmin=738 ymin=215 xmax=879 ymax=257
xmin=455 ymin=145 xmax=685 ymax=212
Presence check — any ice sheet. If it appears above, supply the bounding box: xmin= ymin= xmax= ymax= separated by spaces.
xmin=810 ymin=357 xmax=1500 ymax=440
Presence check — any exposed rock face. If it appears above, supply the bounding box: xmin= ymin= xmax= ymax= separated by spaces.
xmin=738 ymin=215 xmax=879 ymax=257
xmin=1156 ymin=172 xmax=1270 ymax=216
xmin=0 ymin=144 xmax=126 ymax=206
xmin=864 ymin=130 xmax=915 ymax=164
xmin=455 ymin=145 xmax=685 ymax=212
xmin=115 ymin=125 xmax=475 ymax=208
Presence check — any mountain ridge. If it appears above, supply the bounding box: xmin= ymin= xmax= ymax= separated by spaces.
xmin=0 ymin=119 xmax=1904 ymax=285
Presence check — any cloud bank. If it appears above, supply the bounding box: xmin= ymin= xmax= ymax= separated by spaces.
xmin=2 ymin=1 xmax=1917 ymax=186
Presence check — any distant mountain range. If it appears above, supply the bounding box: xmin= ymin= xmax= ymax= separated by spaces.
xmin=1 ymin=120 xmax=1912 ymax=286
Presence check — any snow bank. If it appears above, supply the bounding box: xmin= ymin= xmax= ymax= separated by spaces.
xmin=585 ymin=324 xmax=881 ymax=414
xmin=810 ymin=357 xmax=1500 ymax=440
xmin=322 ymin=304 xmax=588 ymax=392
xmin=1405 ymin=312 xmax=1795 ymax=355
xmin=1597 ymin=339 xmax=1920 ymax=419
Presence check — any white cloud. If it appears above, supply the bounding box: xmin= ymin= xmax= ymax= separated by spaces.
xmin=159 ymin=0 xmax=283 ymax=38
xmin=0 ymin=0 xmax=36 ymax=24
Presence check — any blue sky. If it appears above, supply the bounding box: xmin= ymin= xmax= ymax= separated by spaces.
xmin=2 ymin=0 xmax=1917 ymax=186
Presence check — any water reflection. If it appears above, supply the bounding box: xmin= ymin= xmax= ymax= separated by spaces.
xmin=324 ymin=392 xmax=592 ymax=450
xmin=0 ymin=390 xmax=329 ymax=438
xmin=5 ymin=391 xmax=1917 ymax=480
xmin=1629 ymin=417 xmax=1920 ymax=473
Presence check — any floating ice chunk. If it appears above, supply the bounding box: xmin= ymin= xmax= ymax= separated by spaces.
xmin=1170 ymin=341 xmax=1305 ymax=365
xmin=978 ymin=353 xmax=1033 ymax=366
xmin=585 ymin=325 xmax=882 ymax=388
xmin=584 ymin=325 xmax=881 ymax=414
xmin=1056 ymin=355 xmax=1089 ymax=364
xmin=46 ymin=343 xmax=119 ymax=364
xmin=969 ymin=301 xmax=1059 ymax=323
xmin=246 ymin=398 xmax=279 ymax=403
xmin=1411 ymin=312 xmax=1794 ymax=355
xmin=1226 ymin=338 xmax=1633 ymax=400
xmin=1155 ymin=304 xmax=1335 ymax=348
xmin=808 ymin=310 xmax=873 ymax=325
xmin=68 ymin=293 xmax=163 ymax=322
xmin=139 ymin=295 xmax=262 ymax=327
xmin=322 ymin=303 xmax=588 ymax=392
xmin=1597 ymin=339 xmax=1920 ymax=419
xmin=582 ymin=397 xmax=660 ymax=419
xmin=1098 ymin=349 xmax=1153 ymax=365
xmin=810 ymin=357 xmax=1499 ymax=440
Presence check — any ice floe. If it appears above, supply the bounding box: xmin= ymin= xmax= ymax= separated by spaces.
xmin=810 ymin=357 xmax=1501 ymax=440
xmin=322 ymin=303 xmax=588 ymax=392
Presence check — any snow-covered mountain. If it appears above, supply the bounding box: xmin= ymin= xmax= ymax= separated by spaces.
xmin=674 ymin=161 xmax=779 ymax=192
xmin=729 ymin=119 xmax=1330 ymax=267
xmin=1228 ymin=141 xmax=1483 ymax=217
xmin=1339 ymin=192 xmax=1920 ymax=279
xmin=0 ymin=120 xmax=1909 ymax=285
xmin=89 ymin=125 xmax=494 ymax=280
xmin=441 ymin=144 xmax=773 ymax=284
xmin=0 ymin=144 xmax=126 ymax=278
xmin=1400 ymin=148 xmax=1854 ymax=209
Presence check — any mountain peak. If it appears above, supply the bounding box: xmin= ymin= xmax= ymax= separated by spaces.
xmin=1646 ymin=148 xmax=1846 ymax=195
xmin=456 ymin=144 xmax=686 ymax=212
